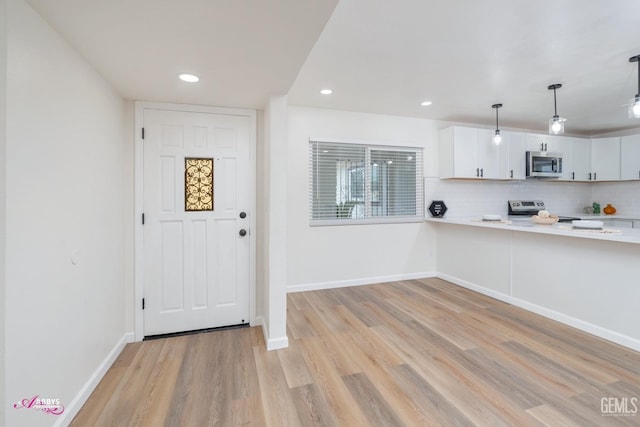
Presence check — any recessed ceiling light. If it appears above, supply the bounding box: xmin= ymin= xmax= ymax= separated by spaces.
xmin=420 ymin=101 xmax=432 ymax=106
xmin=320 ymin=89 xmax=333 ymax=95
xmin=179 ymin=73 xmax=199 ymax=83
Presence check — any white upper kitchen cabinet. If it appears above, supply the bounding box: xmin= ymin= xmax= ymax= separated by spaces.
xmin=439 ymin=126 xmax=501 ymax=179
xmin=525 ymin=133 xmax=569 ymax=153
xmin=526 ymin=133 xmax=551 ymax=152
xmin=503 ymin=131 xmax=526 ymax=179
xmin=590 ymin=137 xmax=620 ymax=181
xmin=620 ymin=134 xmax=640 ymax=180
xmin=567 ymin=137 xmax=591 ymax=181
xmin=477 ymin=128 xmax=501 ymax=179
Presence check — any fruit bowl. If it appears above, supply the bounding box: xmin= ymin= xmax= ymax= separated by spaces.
xmin=531 ymin=215 xmax=559 ymax=225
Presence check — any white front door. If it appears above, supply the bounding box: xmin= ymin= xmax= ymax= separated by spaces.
xmin=142 ymin=107 xmax=252 ymax=336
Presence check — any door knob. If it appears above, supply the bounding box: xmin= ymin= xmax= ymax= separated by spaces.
xmin=239 ymin=229 xmax=247 ymax=237
xmin=239 ymin=211 xmax=247 ymax=219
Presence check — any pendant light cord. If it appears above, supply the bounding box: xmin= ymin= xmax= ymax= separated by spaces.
xmin=637 ymin=59 xmax=640 ymax=97
xmin=629 ymin=55 xmax=640 ymax=100
xmin=553 ymin=87 xmax=558 ymax=116
xmin=491 ymin=103 xmax=502 ymax=132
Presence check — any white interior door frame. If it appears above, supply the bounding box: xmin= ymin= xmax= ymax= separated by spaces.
xmin=134 ymin=101 xmax=257 ymax=341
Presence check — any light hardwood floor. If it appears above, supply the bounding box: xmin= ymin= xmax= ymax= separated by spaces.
xmin=71 ymin=278 xmax=640 ymax=426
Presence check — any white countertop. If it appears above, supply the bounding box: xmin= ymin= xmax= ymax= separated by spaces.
xmin=570 ymin=213 xmax=640 ymax=221
xmin=425 ymin=216 xmax=640 ymax=245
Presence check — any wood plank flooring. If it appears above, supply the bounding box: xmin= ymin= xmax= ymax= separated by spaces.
xmin=71 ymin=278 xmax=640 ymax=426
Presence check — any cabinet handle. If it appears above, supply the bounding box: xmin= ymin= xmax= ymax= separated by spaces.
xmin=589 ymin=172 xmax=592 ymax=180
xmin=541 ymin=143 xmax=544 ymax=151
xmin=544 ymin=143 xmax=547 ymax=151
xmin=571 ymin=172 xmax=575 ymax=180
xmin=476 ymin=168 xmax=479 ymax=177
xmin=594 ymin=172 xmax=597 ymax=181
xmin=480 ymin=168 xmax=484 ymax=177
xmin=510 ymin=170 xmax=513 ymax=179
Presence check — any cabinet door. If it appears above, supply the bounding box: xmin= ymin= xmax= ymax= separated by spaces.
xmin=526 ymin=133 xmax=552 ymax=152
xmin=591 ymin=137 xmax=620 ymax=181
xmin=451 ymin=127 xmax=479 ymax=178
xmin=551 ymin=136 xmax=573 ymax=181
xmin=525 ymin=133 xmax=570 ymax=153
xmin=620 ymin=134 xmax=640 ymax=180
xmin=504 ymin=131 xmax=526 ymax=179
xmin=476 ymin=128 xmax=500 ymax=179
xmin=546 ymin=135 xmax=571 ymax=154
xmin=439 ymin=126 xmax=475 ymax=178
xmin=570 ymin=138 xmax=591 ymax=181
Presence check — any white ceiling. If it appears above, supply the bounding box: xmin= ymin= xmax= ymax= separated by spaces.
xmin=24 ymin=0 xmax=339 ymax=110
xmin=25 ymin=0 xmax=640 ymax=136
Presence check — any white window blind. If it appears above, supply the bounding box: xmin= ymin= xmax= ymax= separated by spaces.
xmin=309 ymin=140 xmax=424 ymax=225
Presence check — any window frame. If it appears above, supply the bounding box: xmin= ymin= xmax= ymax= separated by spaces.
xmin=309 ymin=138 xmax=424 ymax=226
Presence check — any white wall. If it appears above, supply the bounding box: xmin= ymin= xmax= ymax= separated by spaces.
xmin=286 ymin=107 xmax=438 ymax=290
xmin=0 ymin=0 xmax=7 ymax=419
xmin=123 ymin=101 xmax=135 ymax=332
xmin=5 ymin=1 xmax=126 ymax=426
xmin=256 ymin=110 xmax=266 ymax=325
xmin=259 ymin=96 xmax=289 ymax=350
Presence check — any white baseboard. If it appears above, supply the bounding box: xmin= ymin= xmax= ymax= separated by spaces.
xmin=266 ymin=336 xmax=289 ymax=351
xmin=510 ymin=296 xmax=640 ymax=352
xmin=436 ymin=273 xmax=513 ymax=304
xmin=254 ymin=315 xmax=289 ymax=351
xmin=287 ymin=272 xmax=436 ymax=293
xmin=437 ymin=273 xmax=640 ymax=352
xmin=53 ymin=332 xmax=134 ymax=427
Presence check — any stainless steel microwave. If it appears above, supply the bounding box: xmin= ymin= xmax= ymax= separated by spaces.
xmin=526 ymin=151 xmax=563 ymax=178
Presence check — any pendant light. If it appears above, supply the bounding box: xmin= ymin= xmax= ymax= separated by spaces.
xmin=548 ymin=83 xmax=566 ymax=135
xmin=629 ymin=55 xmax=640 ymax=118
xmin=491 ymin=103 xmax=503 ymax=145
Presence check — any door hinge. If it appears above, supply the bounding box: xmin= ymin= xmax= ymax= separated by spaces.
xmin=142 ymin=298 xmax=145 ymax=310
xmin=142 ymin=213 xmax=145 ymax=225
xmin=142 ymin=127 xmax=145 ymax=139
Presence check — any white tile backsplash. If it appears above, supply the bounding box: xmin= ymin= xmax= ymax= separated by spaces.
xmin=425 ymin=178 xmax=601 ymax=218
xmin=590 ymin=181 xmax=640 ymax=215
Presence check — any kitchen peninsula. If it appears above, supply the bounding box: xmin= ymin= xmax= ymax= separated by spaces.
xmin=426 ymin=217 xmax=640 ymax=352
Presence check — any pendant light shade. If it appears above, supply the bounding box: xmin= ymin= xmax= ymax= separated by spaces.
xmin=492 ymin=103 xmax=503 ymax=145
xmin=548 ymin=84 xmax=566 ymax=135
xmin=629 ymin=55 xmax=640 ymax=119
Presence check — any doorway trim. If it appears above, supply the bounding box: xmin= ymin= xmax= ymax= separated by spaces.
xmin=134 ymin=101 xmax=257 ymax=341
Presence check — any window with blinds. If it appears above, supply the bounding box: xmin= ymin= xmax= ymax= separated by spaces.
xmin=309 ymin=140 xmax=424 ymax=225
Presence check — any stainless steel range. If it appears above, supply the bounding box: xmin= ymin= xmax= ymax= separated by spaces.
xmin=508 ymin=200 xmax=580 ymax=223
